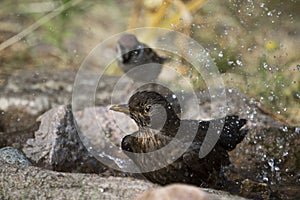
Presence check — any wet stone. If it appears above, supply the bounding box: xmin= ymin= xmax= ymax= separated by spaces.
xmin=73 ymin=106 xmax=137 ymax=172
xmin=0 ymin=146 xmax=32 ymax=167
xmin=0 ymin=159 xmax=157 ymax=200
xmin=228 ymin=126 xmax=300 ymax=199
xmin=22 ymin=105 xmax=105 ymax=173
xmin=239 ymin=179 xmax=270 ymax=199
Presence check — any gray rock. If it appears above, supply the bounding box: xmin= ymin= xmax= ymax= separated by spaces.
xmin=0 ymin=159 xmax=157 ymax=200
xmin=0 ymin=146 xmax=32 ymax=167
xmin=0 ymin=70 xmax=128 ymax=115
xmin=73 ymin=106 xmax=135 ymax=171
xmin=22 ymin=105 xmax=105 ymax=173
xmin=0 ymin=70 xmax=76 ymax=115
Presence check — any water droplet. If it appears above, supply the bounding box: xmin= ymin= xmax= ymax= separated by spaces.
xmin=236 ymin=60 xmax=243 ymax=66
xmin=268 ymin=96 xmax=274 ymax=101
xmin=267 ymin=11 xmax=272 ymax=16
xmin=218 ymin=51 xmax=223 ymax=58
xmin=260 ymin=3 xmax=265 ymax=8
xmin=285 ymin=168 xmax=289 ymax=172
xmin=248 ymin=114 xmax=254 ymax=120
xmin=228 ymin=60 xmax=234 ymax=65
xmin=282 ymin=126 xmax=288 ymax=132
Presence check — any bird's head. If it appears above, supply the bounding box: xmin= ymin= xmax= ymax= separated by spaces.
xmin=116 ymin=33 xmax=144 ymax=63
xmin=110 ymin=91 xmax=179 ymax=130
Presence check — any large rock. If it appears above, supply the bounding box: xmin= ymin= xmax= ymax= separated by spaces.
xmin=0 ymin=70 xmax=127 ymax=115
xmin=0 ymin=159 xmax=157 ymax=200
xmin=22 ymin=105 xmax=105 ymax=173
xmin=228 ymin=126 xmax=300 ymax=199
xmin=73 ymin=106 xmax=135 ymax=171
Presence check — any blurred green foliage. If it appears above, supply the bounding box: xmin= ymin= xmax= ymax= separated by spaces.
xmin=36 ymin=0 xmax=85 ymax=50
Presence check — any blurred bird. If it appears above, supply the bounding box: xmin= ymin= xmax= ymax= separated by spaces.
xmin=110 ymin=91 xmax=248 ymax=188
xmin=116 ymin=33 xmax=168 ymax=81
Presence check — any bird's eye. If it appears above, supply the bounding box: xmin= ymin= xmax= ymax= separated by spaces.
xmin=144 ymin=105 xmax=151 ymax=113
xmin=131 ymin=50 xmax=140 ymax=56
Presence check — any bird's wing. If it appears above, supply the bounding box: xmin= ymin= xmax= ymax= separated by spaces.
xmin=197 ymin=116 xmax=248 ymax=151
xmin=217 ymin=115 xmax=248 ymax=151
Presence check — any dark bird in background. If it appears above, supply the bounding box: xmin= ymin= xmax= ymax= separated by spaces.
xmin=116 ymin=33 xmax=168 ymax=81
xmin=110 ymin=91 xmax=248 ymax=189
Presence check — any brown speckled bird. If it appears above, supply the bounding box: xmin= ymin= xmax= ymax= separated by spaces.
xmin=116 ymin=33 xmax=168 ymax=81
xmin=110 ymin=91 xmax=248 ymax=188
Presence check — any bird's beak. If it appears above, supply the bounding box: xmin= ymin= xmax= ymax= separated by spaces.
xmin=110 ymin=104 xmax=130 ymax=115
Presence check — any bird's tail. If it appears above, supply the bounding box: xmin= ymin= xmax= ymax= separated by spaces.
xmin=219 ymin=115 xmax=249 ymax=151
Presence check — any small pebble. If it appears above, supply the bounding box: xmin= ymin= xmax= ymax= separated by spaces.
xmin=0 ymin=146 xmax=32 ymax=167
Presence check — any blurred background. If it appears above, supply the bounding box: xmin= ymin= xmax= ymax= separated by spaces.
xmin=0 ymin=0 xmax=299 ymax=125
